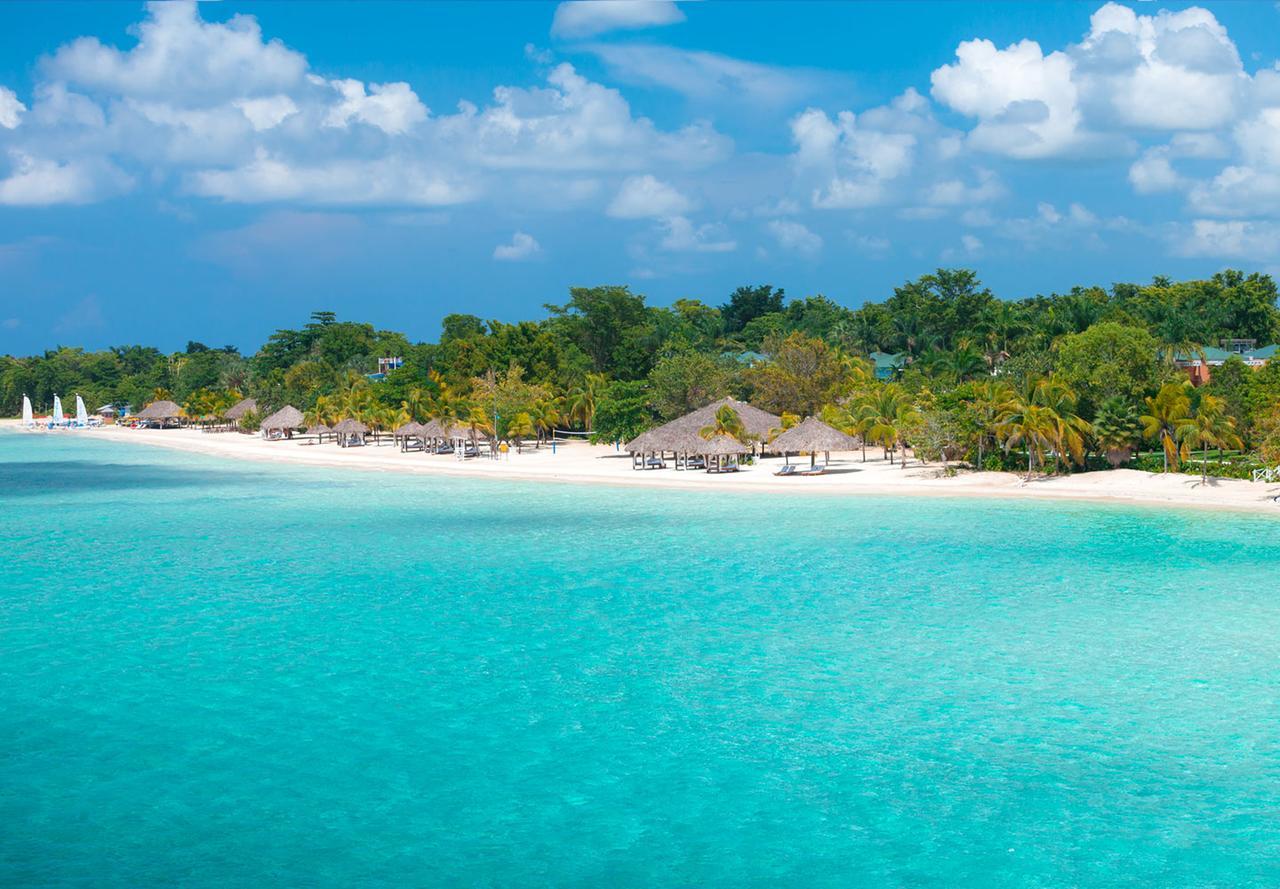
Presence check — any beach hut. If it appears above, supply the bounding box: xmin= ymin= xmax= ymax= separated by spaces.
xmin=625 ymin=397 xmax=780 ymax=470
xmin=260 ymin=405 xmax=305 ymax=440
xmin=136 ymin=399 xmax=182 ymax=429
xmin=224 ymin=397 xmax=258 ymax=430
xmin=306 ymin=423 xmax=331 ymax=444
xmin=332 ymin=418 xmax=368 ymax=448
xmin=769 ymin=416 xmax=859 ymax=470
xmin=695 ymin=434 xmax=749 ymax=473
xmin=396 ymin=421 xmax=427 ymax=452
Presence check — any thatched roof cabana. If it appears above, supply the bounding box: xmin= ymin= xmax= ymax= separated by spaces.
xmin=419 ymin=418 xmax=443 ymax=438
xmin=395 ymin=421 xmax=427 ymax=437
xmin=695 ymin=435 xmax=749 ymax=456
xmin=136 ymin=400 xmax=182 ymax=421
xmin=224 ymin=397 xmax=257 ymax=420
xmin=332 ymin=418 xmax=369 ymax=435
xmin=307 ymin=423 xmax=331 ymax=435
xmin=770 ymin=417 xmax=859 ymax=453
xmin=667 ymin=397 xmax=780 ymax=441
xmin=260 ymin=405 xmax=305 ymax=431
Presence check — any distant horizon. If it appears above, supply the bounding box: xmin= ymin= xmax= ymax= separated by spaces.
xmin=3 ymin=1 xmax=1280 ymax=354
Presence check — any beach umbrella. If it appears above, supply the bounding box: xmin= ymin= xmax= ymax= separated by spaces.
xmin=769 ymin=416 xmax=859 ymax=467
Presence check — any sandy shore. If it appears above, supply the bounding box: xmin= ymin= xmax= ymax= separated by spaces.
xmin=7 ymin=419 xmax=1280 ymax=514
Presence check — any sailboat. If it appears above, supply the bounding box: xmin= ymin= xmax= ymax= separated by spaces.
xmin=22 ymin=394 xmax=34 ymax=429
xmin=75 ymin=394 xmax=89 ymax=428
xmin=51 ymin=395 xmax=64 ymax=428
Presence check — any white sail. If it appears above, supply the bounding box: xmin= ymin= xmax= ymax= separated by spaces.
xmin=75 ymin=394 xmax=88 ymax=426
xmin=52 ymin=395 xmax=64 ymax=424
xmin=22 ymin=395 xmax=33 ymax=428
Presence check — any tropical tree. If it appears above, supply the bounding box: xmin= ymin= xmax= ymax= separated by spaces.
xmin=699 ymin=404 xmax=748 ymax=443
xmin=507 ymin=412 xmax=537 ymax=453
xmin=998 ymin=398 xmax=1059 ymax=480
xmin=567 ymin=372 xmax=606 ymax=431
xmin=964 ymin=380 xmax=1014 ymax=468
xmin=1091 ymin=396 xmax=1143 ymax=468
xmin=1180 ymin=394 xmax=1243 ymax=484
xmin=1141 ymin=381 xmax=1195 ymax=472
xmin=862 ymin=388 xmax=921 ymax=469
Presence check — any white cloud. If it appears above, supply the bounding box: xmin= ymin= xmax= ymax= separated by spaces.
xmin=1175 ymin=219 xmax=1280 ymax=259
xmin=551 ymin=1 xmax=684 ymax=39
xmin=493 ymin=231 xmax=542 ymax=261
xmin=790 ymin=89 xmax=953 ymax=209
xmin=922 ymin=169 xmax=1003 ymax=206
xmin=848 ymin=232 xmax=890 ymax=256
xmin=232 ymin=95 xmax=298 ymax=130
xmin=322 ymin=78 xmax=427 ymax=135
xmin=931 ymin=38 xmax=1086 ymax=158
xmin=659 ymin=216 xmax=735 ymax=252
xmin=0 ymin=86 xmax=24 ymax=128
xmin=43 ymin=1 xmax=308 ymax=101
xmin=607 ymin=174 xmax=692 ymax=218
xmin=767 ymin=219 xmax=822 ymax=255
xmin=586 ymin=44 xmax=838 ymax=107
xmin=1073 ymin=3 xmax=1244 ymax=131
xmin=1129 ymin=147 xmax=1183 ymax=194
xmin=0 ymin=152 xmax=131 ymax=205
xmin=188 ymin=150 xmax=472 ymax=206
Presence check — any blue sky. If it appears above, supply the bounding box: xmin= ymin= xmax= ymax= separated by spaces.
xmin=2 ymin=1 xmax=1280 ymax=353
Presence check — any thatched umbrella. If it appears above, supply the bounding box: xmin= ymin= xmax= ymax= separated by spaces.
xmin=396 ymin=421 xmax=427 ymax=451
xmin=136 ymin=399 xmax=182 ymax=427
xmin=260 ymin=405 xmax=305 ymax=439
xmin=306 ymin=423 xmax=331 ymax=443
xmin=695 ymin=433 xmax=749 ymax=473
xmin=770 ymin=416 xmax=859 ymax=467
xmin=332 ymin=418 xmax=369 ymax=448
xmin=666 ymin=397 xmax=780 ymax=443
xmin=224 ymin=397 xmax=257 ymax=421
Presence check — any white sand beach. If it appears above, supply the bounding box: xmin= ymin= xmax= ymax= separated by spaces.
xmin=8 ymin=419 xmax=1280 ymax=515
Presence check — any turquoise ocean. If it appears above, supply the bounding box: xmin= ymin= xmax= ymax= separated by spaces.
xmin=3 ymin=431 xmax=1280 ymax=887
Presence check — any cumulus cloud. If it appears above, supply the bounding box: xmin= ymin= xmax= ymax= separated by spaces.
xmin=493 ymin=231 xmax=542 ymax=261
xmin=551 ymin=1 xmax=685 ymax=39
xmin=0 ymin=3 xmax=730 ymax=212
xmin=607 ymin=174 xmax=692 ymax=218
xmin=790 ymin=89 xmax=957 ymax=209
xmin=767 ymin=219 xmax=822 ymax=255
xmin=0 ymin=86 xmax=24 ymax=128
xmin=659 ymin=216 xmax=735 ymax=253
xmin=1175 ymin=219 xmax=1280 ymax=259
xmin=0 ymin=152 xmax=132 ymax=205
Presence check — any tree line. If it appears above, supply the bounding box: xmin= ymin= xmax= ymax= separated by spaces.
xmin=5 ymin=269 xmax=1280 ymax=473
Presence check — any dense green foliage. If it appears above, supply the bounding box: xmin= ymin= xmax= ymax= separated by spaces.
xmin=6 ymin=269 xmax=1280 ymax=476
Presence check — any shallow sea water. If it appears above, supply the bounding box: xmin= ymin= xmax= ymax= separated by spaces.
xmin=2 ymin=431 xmax=1280 ymax=886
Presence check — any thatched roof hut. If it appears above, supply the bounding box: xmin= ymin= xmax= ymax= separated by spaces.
xmin=260 ymin=405 xmax=305 ymax=431
xmin=667 ymin=397 xmax=780 ymax=440
xmin=625 ymin=397 xmax=779 ymax=455
xmin=224 ymin=397 xmax=257 ymax=420
xmin=306 ymin=423 xmax=331 ymax=435
xmin=395 ymin=421 xmax=427 ymax=437
xmin=332 ymin=418 xmax=369 ymax=435
xmin=419 ymin=418 xmax=443 ymax=438
xmin=695 ymin=435 xmax=749 ymax=456
xmin=136 ymin=400 xmax=182 ymax=421
xmin=770 ymin=417 xmax=859 ymax=454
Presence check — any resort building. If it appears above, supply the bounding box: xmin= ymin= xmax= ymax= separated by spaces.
xmin=1174 ymin=340 xmax=1278 ymax=385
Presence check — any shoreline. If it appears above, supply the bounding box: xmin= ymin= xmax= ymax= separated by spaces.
xmin=5 ymin=420 xmax=1280 ymax=515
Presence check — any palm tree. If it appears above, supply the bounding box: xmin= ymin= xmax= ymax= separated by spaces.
xmin=1091 ymin=396 xmax=1142 ymax=468
xmin=855 ymin=384 xmax=915 ymax=464
xmin=567 ymin=373 xmax=605 ymax=431
xmin=965 ymin=380 xmax=1014 ymax=468
xmin=507 ymin=412 xmax=536 ymax=453
xmin=1180 ymin=394 xmax=1242 ymax=484
xmin=1141 ymin=382 xmax=1195 ymax=472
xmin=1030 ymin=377 xmax=1090 ymax=473
xmin=768 ymin=411 xmax=801 ymax=443
xmin=529 ymin=396 xmax=563 ymax=447
xmin=404 ymin=386 xmax=430 ymax=422
xmin=699 ymin=404 xmax=747 ymax=442
xmin=998 ymin=398 xmax=1058 ymax=480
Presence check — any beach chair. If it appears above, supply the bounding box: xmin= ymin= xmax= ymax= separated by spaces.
xmin=798 ymin=463 xmax=827 ymax=476
xmin=774 ymin=464 xmax=799 ymax=477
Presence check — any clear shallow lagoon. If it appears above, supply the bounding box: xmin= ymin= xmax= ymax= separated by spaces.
xmin=3 ymin=432 xmax=1280 ymax=887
